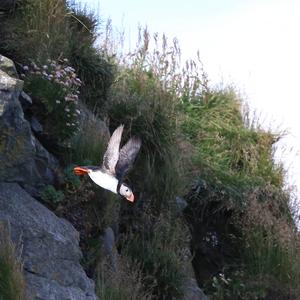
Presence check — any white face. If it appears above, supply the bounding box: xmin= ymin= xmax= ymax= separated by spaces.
xmin=119 ymin=184 xmax=134 ymax=202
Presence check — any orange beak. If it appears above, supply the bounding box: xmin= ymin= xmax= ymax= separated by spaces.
xmin=126 ymin=193 xmax=135 ymax=202
xmin=74 ymin=166 xmax=90 ymax=176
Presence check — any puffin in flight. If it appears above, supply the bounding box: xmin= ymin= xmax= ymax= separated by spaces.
xmin=73 ymin=125 xmax=141 ymax=202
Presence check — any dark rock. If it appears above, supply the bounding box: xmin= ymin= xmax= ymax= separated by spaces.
xmin=20 ymin=90 xmax=32 ymax=104
xmin=180 ymin=248 xmax=209 ymax=300
xmin=102 ymin=227 xmax=118 ymax=272
xmin=176 ymin=196 xmax=188 ymax=214
xmin=0 ymin=56 xmax=58 ymax=188
xmin=19 ymin=91 xmax=33 ymax=114
xmin=31 ymin=116 xmax=43 ymax=133
xmin=0 ymin=0 xmax=16 ymax=11
xmin=181 ymin=278 xmax=208 ymax=300
xmin=0 ymin=183 xmax=99 ymax=300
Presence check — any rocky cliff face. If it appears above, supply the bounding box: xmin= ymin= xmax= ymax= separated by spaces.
xmin=0 ymin=55 xmax=99 ymax=300
xmin=0 ymin=55 xmax=58 ymax=195
xmin=0 ymin=183 xmax=98 ymax=300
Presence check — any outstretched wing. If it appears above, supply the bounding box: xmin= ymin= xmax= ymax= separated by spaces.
xmin=115 ymin=136 xmax=141 ymax=180
xmin=102 ymin=124 xmax=124 ymax=174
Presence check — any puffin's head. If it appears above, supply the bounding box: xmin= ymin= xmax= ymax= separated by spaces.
xmin=119 ymin=183 xmax=135 ymax=202
xmin=73 ymin=166 xmax=91 ymax=176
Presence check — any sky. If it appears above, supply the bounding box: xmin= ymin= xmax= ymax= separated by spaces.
xmin=81 ymin=0 xmax=300 ymax=197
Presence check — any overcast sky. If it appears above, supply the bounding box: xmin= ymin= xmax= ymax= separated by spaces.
xmin=81 ymin=0 xmax=300 ymax=197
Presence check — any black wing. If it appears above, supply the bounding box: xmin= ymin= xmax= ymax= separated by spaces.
xmin=115 ymin=136 xmax=141 ymax=180
xmin=102 ymin=124 xmax=124 ymax=174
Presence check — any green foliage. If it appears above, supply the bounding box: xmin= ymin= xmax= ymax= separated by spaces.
xmin=239 ymin=186 xmax=300 ymax=296
xmin=105 ymin=32 xmax=185 ymax=211
xmin=67 ymin=8 xmax=115 ymax=110
xmin=181 ymin=89 xmax=284 ymax=205
xmin=41 ymin=185 xmax=64 ymax=205
xmin=123 ymin=215 xmax=188 ymax=299
xmin=0 ymin=0 xmax=70 ymax=61
xmin=182 ymin=88 xmax=299 ymax=298
xmin=208 ymin=271 xmax=266 ymax=300
xmin=63 ymin=165 xmax=81 ymax=189
xmin=0 ymin=224 xmax=26 ymax=300
xmin=66 ymin=111 xmax=107 ymax=165
xmin=243 ymin=228 xmax=300 ymax=284
xmin=23 ymin=59 xmax=81 ymax=141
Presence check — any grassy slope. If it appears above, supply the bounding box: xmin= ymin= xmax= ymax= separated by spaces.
xmin=182 ymin=89 xmax=300 ymax=299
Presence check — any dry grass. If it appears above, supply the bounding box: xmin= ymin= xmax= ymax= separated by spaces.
xmin=97 ymin=255 xmax=152 ymax=300
xmin=66 ymin=106 xmax=108 ymax=165
xmin=0 ymin=223 xmax=26 ymax=300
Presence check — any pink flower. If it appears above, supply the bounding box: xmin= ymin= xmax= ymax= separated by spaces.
xmin=55 ymin=71 xmax=62 ymax=78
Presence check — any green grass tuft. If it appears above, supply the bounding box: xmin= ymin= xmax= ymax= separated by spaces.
xmin=0 ymin=224 xmax=26 ymax=300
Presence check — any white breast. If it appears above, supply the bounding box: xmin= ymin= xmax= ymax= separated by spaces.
xmin=88 ymin=170 xmax=118 ymax=194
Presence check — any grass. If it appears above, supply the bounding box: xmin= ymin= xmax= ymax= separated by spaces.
xmin=104 ymin=30 xmax=189 ymax=212
xmin=0 ymin=224 xmax=26 ymax=300
xmin=97 ymin=256 xmax=152 ymax=300
xmin=66 ymin=108 xmax=107 ymax=165
xmin=182 ymin=88 xmax=300 ymax=298
xmin=122 ymin=213 xmax=189 ymax=299
xmin=181 ymin=89 xmax=284 ymax=197
xmin=0 ymin=0 xmax=70 ymax=62
xmin=241 ymin=185 xmax=300 ymax=295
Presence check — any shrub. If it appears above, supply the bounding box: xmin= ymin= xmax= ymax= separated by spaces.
xmin=41 ymin=185 xmax=64 ymax=205
xmin=0 ymin=224 xmax=26 ymax=300
xmin=63 ymin=164 xmax=81 ymax=190
xmin=23 ymin=59 xmax=82 ymax=142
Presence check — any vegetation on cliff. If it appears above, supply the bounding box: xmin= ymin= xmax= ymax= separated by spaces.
xmin=0 ymin=225 xmax=26 ymax=300
xmin=0 ymin=0 xmax=299 ymax=299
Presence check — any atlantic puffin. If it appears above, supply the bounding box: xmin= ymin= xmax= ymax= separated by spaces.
xmin=73 ymin=125 xmax=141 ymax=202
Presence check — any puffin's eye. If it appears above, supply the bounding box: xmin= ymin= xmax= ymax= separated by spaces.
xmin=125 ymin=188 xmax=129 ymax=192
